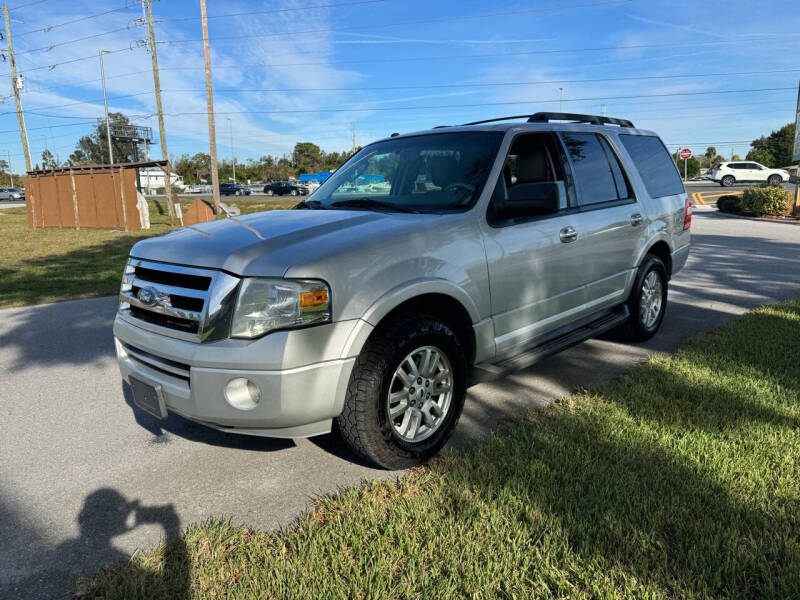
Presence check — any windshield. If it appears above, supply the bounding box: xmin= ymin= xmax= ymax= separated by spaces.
xmin=307 ymin=131 xmax=503 ymax=213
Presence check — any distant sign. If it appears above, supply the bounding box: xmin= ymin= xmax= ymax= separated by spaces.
xmin=793 ymin=81 xmax=800 ymax=162
xmin=679 ymin=148 xmax=692 ymax=160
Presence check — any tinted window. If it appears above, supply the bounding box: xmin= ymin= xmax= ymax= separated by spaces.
xmin=561 ymin=132 xmax=629 ymax=205
xmin=619 ymin=134 xmax=684 ymax=198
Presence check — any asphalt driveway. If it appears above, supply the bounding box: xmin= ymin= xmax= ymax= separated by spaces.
xmin=1 ymin=211 xmax=799 ymax=598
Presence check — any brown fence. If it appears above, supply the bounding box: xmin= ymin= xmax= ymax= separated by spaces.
xmin=23 ymin=161 xmax=168 ymax=231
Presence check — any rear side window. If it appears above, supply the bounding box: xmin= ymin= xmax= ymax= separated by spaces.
xmin=619 ymin=134 xmax=684 ymax=198
xmin=560 ymin=132 xmax=631 ymax=206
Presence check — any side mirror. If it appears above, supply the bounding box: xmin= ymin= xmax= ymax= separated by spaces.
xmin=496 ymin=182 xmax=562 ymax=220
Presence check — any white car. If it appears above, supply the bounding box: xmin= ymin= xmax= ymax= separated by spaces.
xmin=709 ymin=161 xmax=789 ymax=187
xmin=0 ymin=187 xmax=24 ymax=200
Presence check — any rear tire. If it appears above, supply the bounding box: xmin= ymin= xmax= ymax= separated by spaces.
xmin=768 ymin=174 xmax=782 ymax=186
xmin=616 ymin=255 xmax=668 ymax=342
xmin=336 ymin=313 xmax=467 ymax=469
xmin=721 ymin=175 xmax=735 ymax=187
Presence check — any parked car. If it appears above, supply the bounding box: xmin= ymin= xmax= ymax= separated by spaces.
xmin=0 ymin=187 xmax=25 ymax=201
xmin=114 ymin=112 xmax=690 ymax=469
xmin=219 ymin=183 xmax=251 ymax=196
xmin=264 ymin=181 xmax=309 ymax=196
xmin=709 ymin=161 xmax=789 ymax=187
xmin=187 ymin=184 xmax=212 ymax=194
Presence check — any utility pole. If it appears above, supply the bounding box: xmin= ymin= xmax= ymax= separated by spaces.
xmin=351 ymin=122 xmax=356 ymax=152
xmin=3 ymin=4 xmax=31 ymax=172
xmin=7 ymin=150 xmax=13 ymax=187
xmin=559 ymin=87 xmax=564 ymax=112
xmin=200 ymin=0 xmax=220 ymax=212
xmin=144 ymin=0 xmax=175 ymax=225
xmin=227 ymin=117 xmax=236 ymax=183
xmin=98 ymin=50 xmax=114 ymax=164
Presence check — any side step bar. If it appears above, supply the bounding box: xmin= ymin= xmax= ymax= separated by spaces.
xmin=468 ymin=305 xmax=629 ymax=386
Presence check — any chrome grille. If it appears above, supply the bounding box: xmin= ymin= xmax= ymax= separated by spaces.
xmin=118 ymin=258 xmax=240 ymax=342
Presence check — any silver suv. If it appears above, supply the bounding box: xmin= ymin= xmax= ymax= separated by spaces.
xmin=114 ymin=112 xmax=691 ymax=469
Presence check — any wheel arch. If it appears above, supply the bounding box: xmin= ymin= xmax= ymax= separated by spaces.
xmin=341 ymin=281 xmax=481 ymax=365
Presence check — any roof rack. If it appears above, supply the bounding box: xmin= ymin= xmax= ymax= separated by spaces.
xmin=461 ymin=112 xmax=634 ymax=128
xmin=528 ymin=112 xmax=634 ymax=127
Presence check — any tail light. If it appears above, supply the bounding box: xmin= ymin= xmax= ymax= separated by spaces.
xmin=683 ymin=197 xmax=692 ymax=230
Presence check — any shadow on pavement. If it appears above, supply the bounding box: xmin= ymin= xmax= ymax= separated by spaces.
xmin=0 ymin=488 xmax=189 ymax=600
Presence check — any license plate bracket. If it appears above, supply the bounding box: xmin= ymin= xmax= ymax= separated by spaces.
xmin=129 ymin=376 xmax=167 ymax=419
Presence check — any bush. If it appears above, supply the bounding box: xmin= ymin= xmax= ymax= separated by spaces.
xmin=741 ymin=185 xmax=792 ymax=216
xmin=716 ymin=195 xmax=743 ymax=214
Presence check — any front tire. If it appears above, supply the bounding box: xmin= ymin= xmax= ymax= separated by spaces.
xmin=617 ymin=255 xmax=668 ymax=341
xmin=768 ymin=174 xmax=782 ymax=186
xmin=336 ymin=313 xmax=467 ymax=469
xmin=721 ymin=175 xmax=735 ymax=187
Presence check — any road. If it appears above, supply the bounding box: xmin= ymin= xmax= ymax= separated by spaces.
xmin=685 ymin=180 xmax=797 ymax=207
xmin=2 ymin=212 xmax=800 ymax=598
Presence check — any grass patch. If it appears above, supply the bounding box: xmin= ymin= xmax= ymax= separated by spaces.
xmin=80 ymin=299 xmax=800 ymax=599
xmin=0 ymin=199 xmax=296 ymax=308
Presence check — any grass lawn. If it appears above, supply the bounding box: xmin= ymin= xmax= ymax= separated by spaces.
xmin=0 ymin=198 xmax=297 ymax=308
xmin=79 ymin=299 xmax=800 ymax=599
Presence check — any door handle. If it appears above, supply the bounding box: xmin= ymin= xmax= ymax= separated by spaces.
xmin=630 ymin=213 xmax=644 ymax=226
xmin=559 ymin=226 xmax=578 ymax=243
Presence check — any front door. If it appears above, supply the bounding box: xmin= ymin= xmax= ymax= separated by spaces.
xmin=483 ymin=133 xmax=588 ymax=356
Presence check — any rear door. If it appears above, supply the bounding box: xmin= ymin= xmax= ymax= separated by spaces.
xmin=558 ymin=131 xmax=643 ymax=312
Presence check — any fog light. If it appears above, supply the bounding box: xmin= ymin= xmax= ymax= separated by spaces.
xmin=224 ymin=378 xmax=261 ymax=411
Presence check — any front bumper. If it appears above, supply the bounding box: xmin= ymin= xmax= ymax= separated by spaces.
xmin=114 ymin=315 xmax=368 ymax=438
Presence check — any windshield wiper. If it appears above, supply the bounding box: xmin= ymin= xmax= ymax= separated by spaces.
xmin=294 ymin=199 xmax=324 ymax=209
xmin=331 ymin=197 xmax=420 ymax=214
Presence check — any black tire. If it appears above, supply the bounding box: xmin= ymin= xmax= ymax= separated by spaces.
xmin=721 ymin=175 xmax=735 ymax=187
xmin=768 ymin=174 xmax=782 ymax=186
xmin=616 ymin=254 xmax=668 ymax=341
xmin=336 ymin=313 xmax=467 ymax=469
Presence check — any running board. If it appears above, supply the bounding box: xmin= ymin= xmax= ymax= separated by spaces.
xmin=468 ymin=305 xmax=629 ymax=386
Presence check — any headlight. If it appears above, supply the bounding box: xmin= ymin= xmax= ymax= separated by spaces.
xmin=230 ymin=278 xmax=331 ymax=339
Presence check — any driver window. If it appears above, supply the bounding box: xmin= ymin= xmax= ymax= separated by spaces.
xmin=504 ymin=134 xmax=568 ymax=209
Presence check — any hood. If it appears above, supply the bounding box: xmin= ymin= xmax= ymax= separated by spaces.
xmin=130 ymin=209 xmax=423 ymax=276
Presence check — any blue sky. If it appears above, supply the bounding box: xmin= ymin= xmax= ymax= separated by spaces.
xmin=2 ymin=0 xmax=799 ymax=172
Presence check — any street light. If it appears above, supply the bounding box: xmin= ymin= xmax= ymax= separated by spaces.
xmin=559 ymin=87 xmax=564 ymax=112
xmin=99 ymin=50 xmax=113 ymax=165
xmin=227 ymin=117 xmax=236 ymax=183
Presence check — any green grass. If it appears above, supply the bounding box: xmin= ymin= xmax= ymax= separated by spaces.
xmin=79 ymin=299 xmax=800 ymax=599
xmin=0 ymin=198 xmax=297 ymax=308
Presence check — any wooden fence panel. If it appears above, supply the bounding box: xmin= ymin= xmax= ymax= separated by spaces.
xmin=25 ymin=167 xmax=145 ymax=230
xmin=74 ymin=174 xmax=98 ymax=228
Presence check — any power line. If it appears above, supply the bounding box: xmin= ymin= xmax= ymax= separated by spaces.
xmin=189 ymin=34 xmax=800 ymax=69
xmin=163 ymin=0 xmax=635 ymax=45
xmin=162 ymin=0 xmax=387 ymax=23
xmin=129 ymin=86 xmax=795 ymax=118
xmin=4 ymin=46 xmax=132 ymax=75
xmin=7 ymin=0 xmax=49 ymax=11
xmin=157 ymin=68 xmax=800 ymax=95
xmin=15 ymin=3 xmax=138 ymax=37
xmin=14 ymin=26 xmax=133 ymax=56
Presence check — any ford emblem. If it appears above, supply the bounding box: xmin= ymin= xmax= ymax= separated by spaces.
xmin=137 ymin=286 xmax=159 ymax=307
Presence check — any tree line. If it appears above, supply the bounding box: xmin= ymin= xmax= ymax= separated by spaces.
xmin=7 ymin=113 xmax=795 ymax=187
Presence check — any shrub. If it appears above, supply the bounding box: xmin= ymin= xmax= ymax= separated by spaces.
xmin=716 ymin=195 xmax=743 ymax=214
xmin=741 ymin=185 xmax=791 ymax=216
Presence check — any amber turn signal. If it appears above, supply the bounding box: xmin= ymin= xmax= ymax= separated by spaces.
xmin=300 ymin=289 xmax=328 ymax=308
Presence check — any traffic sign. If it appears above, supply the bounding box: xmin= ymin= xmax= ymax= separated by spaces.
xmin=679 ymin=148 xmax=692 ymax=160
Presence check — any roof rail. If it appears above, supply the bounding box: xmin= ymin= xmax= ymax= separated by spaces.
xmin=462 ymin=115 xmax=533 ymax=126
xmin=527 ymin=112 xmax=634 ymax=128
xmin=461 ymin=112 xmax=634 ymax=128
